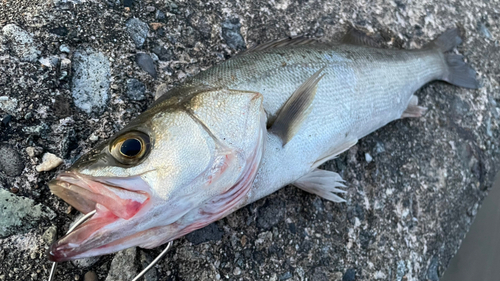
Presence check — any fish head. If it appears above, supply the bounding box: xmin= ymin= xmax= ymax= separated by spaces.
xmin=48 ymin=88 xmax=266 ymax=261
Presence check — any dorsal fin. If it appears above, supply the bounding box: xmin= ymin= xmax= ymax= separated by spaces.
xmin=341 ymin=28 xmax=382 ymax=47
xmin=270 ymin=66 xmax=326 ymax=145
xmin=238 ymin=36 xmax=318 ymax=56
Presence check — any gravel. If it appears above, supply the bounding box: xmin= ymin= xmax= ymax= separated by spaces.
xmin=71 ymin=48 xmax=111 ymax=114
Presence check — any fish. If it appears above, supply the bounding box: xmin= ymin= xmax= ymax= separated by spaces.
xmin=47 ymin=28 xmax=479 ymax=262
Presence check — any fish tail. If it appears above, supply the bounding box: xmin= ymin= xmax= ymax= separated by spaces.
xmin=425 ymin=28 xmax=480 ymax=89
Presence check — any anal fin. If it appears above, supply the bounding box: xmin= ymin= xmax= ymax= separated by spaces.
xmin=401 ymin=95 xmax=427 ymax=118
xmin=294 ymin=169 xmax=347 ymax=203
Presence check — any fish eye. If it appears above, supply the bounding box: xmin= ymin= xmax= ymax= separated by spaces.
xmin=120 ymin=138 xmax=142 ymax=157
xmin=110 ymin=131 xmax=151 ymax=165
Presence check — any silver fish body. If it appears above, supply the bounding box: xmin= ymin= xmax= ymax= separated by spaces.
xmin=189 ymin=43 xmax=447 ymax=202
xmin=48 ymin=29 xmax=478 ymax=261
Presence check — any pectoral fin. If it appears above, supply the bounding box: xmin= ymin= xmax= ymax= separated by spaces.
xmin=294 ymin=169 xmax=347 ymax=203
xmin=270 ymin=67 xmax=326 ymax=145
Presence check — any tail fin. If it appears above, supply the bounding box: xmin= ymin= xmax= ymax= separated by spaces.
xmin=425 ymin=28 xmax=480 ymax=89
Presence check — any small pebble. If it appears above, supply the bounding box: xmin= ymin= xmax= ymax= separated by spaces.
xmin=126 ymin=18 xmax=149 ymax=48
xmin=135 ymin=53 xmax=157 ymax=78
xmin=123 ymin=0 xmax=133 ymax=7
xmin=155 ymin=10 xmax=166 ymax=20
xmin=1 ymin=115 xmax=12 ymax=126
xmin=42 ymin=225 xmax=57 ymax=245
xmin=126 ymin=78 xmax=146 ymax=101
xmin=233 ymin=267 xmax=241 ymax=276
xmin=365 ymin=153 xmax=373 ymax=163
xmin=36 ymin=152 xmax=63 ymax=172
xmin=221 ymin=18 xmax=246 ymax=50
xmin=26 ymin=146 xmax=42 ymax=157
xmin=150 ymin=22 xmax=163 ymax=31
xmin=59 ymin=44 xmax=71 ymax=53
xmin=84 ymin=271 xmax=97 ymax=281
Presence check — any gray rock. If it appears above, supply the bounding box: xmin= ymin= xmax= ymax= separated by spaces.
xmin=396 ymin=260 xmax=406 ymax=281
xmin=478 ymin=22 xmax=492 ymax=39
xmin=59 ymin=44 xmax=71 ymax=53
xmin=140 ymin=251 xmax=158 ymax=281
xmin=42 ymin=225 xmax=57 ymax=245
xmin=256 ymin=197 xmax=285 ymax=230
xmin=0 ymin=96 xmax=18 ymax=116
xmin=126 ymin=78 xmax=146 ymax=101
xmin=221 ymin=18 xmax=246 ymax=50
xmin=0 ymin=144 xmax=24 ymax=177
xmin=185 ymin=222 xmax=224 ymax=245
xmin=0 ymin=189 xmax=56 ymax=238
xmin=22 ymin=123 xmax=50 ymax=136
xmin=426 ymin=256 xmax=439 ymax=281
xmin=123 ymin=0 xmax=134 ymax=7
xmin=126 ymin=18 xmax=149 ymax=48
xmin=155 ymin=10 xmax=166 ymax=20
xmin=342 ymin=268 xmax=356 ymax=281
xmin=71 ymin=256 xmax=101 ymax=268
xmin=135 ymin=53 xmax=157 ymax=78
xmin=1 ymin=24 xmax=40 ymax=62
xmin=105 ymin=247 xmax=137 ymax=281
xmin=152 ymin=45 xmax=173 ymax=61
xmin=71 ymin=48 xmax=111 ymax=114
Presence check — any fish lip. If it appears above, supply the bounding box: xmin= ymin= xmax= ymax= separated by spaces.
xmin=48 ymin=171 xmax=152 ymax=262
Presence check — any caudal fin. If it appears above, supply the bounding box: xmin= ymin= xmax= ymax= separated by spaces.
xmin=426 ymin=28 xmax=480 ymax=89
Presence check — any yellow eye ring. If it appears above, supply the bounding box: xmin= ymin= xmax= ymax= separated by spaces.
xmin=110 ymin=131 xmax=151 ymax=165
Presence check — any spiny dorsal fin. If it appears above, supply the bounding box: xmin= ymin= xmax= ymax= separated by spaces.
xmin=270 ymin=66 xmax=326 ymax=145
xmin=238 ymin=36 xmax=318 ymax=56
xmin=341 ymin=28 xmax=382 ymax=47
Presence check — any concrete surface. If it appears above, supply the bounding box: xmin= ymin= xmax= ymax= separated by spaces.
xmin=0 ymin=0 xmax=499 ymax=280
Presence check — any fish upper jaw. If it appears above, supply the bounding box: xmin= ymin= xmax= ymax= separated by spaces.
xmin=47 ymin=173 xmax=156 ymax=262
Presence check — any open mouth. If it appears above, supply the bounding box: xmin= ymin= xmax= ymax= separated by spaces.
xmin=48 ymin=172 xmax=151 ymax=262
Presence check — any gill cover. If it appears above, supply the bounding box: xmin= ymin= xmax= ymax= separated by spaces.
xmin=49 ymin=87 xmax=266 ymax=261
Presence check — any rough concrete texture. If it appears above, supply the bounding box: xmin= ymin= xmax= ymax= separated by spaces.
xmin=71 ymin=48 xmax=111 ymax=114
xmin=0 ymin=0 xmax=498 ymax=280
xmin=0 ymin=188 xmax=55 ymax=238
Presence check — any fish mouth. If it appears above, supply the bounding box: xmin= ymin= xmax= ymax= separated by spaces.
xmin=47 ymin=172 xmax=152 ymax=262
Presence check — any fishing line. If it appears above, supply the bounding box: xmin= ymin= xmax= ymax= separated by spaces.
xmin=49 ymin=210 xmax=96 ymax=281
xmin=48 ymin=210 xmax=174 ymax=281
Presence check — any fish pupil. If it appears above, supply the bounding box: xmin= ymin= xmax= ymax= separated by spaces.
xmin=120 ymin=138 xmax=142 ymax=157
